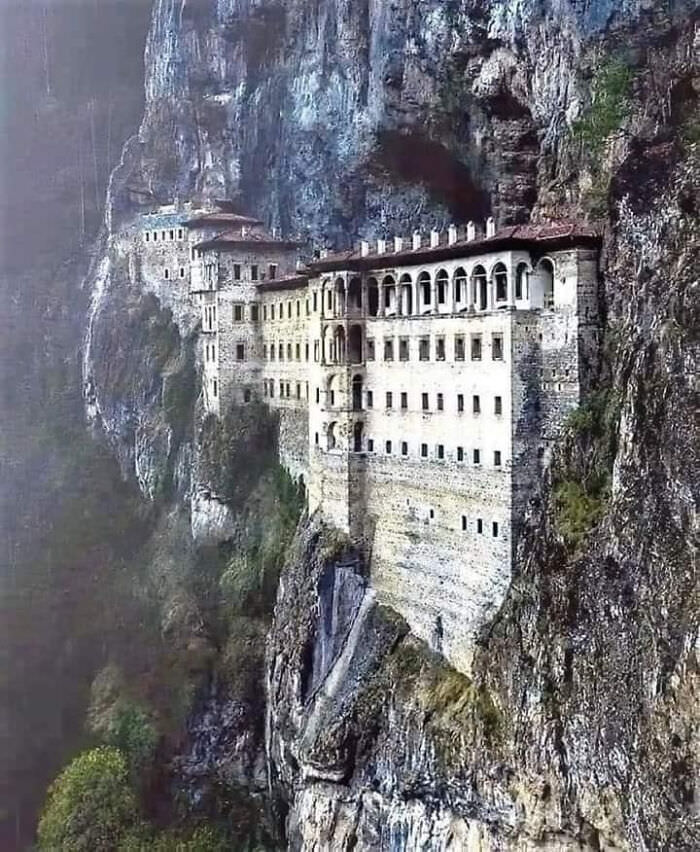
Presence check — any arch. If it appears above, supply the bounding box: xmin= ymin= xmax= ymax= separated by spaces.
xmin=472 ymin=264 xmax=488 ymax=310
xmin=334 ymin=276 xmax=345 ymax=317
xmin=348 ymin=324 xmax=363 ymax=364
xmin=382 ymin=274 xmax=396 ymax=315
xmin=492 ymin=261 xmax=508 ymax=303
xmin=326 ymin=373 xmax=339 ymax=408
xmin=367 ymin=277 xmax=379 ymax=317
xmin=352 ymin=420 xmax=364 ymax=453
xmin=399 ymin=273 xmax=413 ymax=316
xmin=453 ymin=266 xmax=467 ymax=306
xmin=348 ymin=276 xmax=362 ymax=312
xmin=435 ymin=268 xmax=449 ymax=308
xmin=327 ymin=421 xmax=338 ymax=450
xmin=418 ymin=271 xmax=432 ymax=313
xmin=515 ymin=262 xmax=530 ymax=300
xmin=531 ymin=257 xmax=555 ymax=309
xmin=351 ymin=374 xmax=363 ymax=411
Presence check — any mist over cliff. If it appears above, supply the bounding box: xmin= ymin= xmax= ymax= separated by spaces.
xmin=2 ymin=0 xmax=698 ymax=849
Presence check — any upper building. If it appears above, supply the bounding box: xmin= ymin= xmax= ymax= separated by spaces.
xmin=133 ymin=204 xmax=600 ymax=673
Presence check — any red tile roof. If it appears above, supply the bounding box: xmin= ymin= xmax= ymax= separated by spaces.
xmin=184 ymin=212 xmax=264 ymax=227
xmin=309 ymin=221 xmax=600 ymax=273
xmin=193 ymin=226 xmax=300 ymax=251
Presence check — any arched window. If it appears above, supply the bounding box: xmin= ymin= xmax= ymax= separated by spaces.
xmin=334 ymin=277 xmax=345 ymax=317
xmin=367 ymin=277 xmax=379 ymax=317
xmin=418 ymin=271 xmax=431 ymax=313
xmin=348 ymin=324 xmax=363 ymax=364
xmin=353 ymin=421 xmax=364 ymax=453
xmin=383 ymin=275 xmax=396 ymax=314
xmin=333 ymin=325 xmax=346 ymax=363
xmin=492 ymin=262 xmax=508 ymax=303
xmin=436 ymin=269 xmax=449 ymax=308
xmin=540 ymin=259 xmax=554 ymax=308
xmin=352 ymin=374 xmax=363 ymax=411
xmin=472 ymin=265 xmax=487 ymax=310
xmin=327 ymin=422 xmax=338 ymax=450
xmin=453 ymin=267 xmax=467 ymax=306
xmin=348 ymin=277 xmax=362 ymax=312
xmin=515 ymin=263 xmax=529 ymax=300
xmin=399 ymin=273 xmax=413 ymax=315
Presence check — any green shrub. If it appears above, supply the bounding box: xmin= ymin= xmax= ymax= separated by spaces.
xmin=573 ymin=58 xmax=632 ymax=154
xmin=38 ymin=747 xmax=138 ymax=851
xmin=553 ymin=478 xmax=609 ymax=549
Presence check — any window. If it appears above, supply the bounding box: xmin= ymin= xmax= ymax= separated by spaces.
xmin=400 ymin=392 xmax=408 ymax=410
xmin=234 ymin=304 xmax=243 ymax=322
xmin=305 ymin=343 xmax=309 ymax=361
xmin=473 ymin=395 xmax=481 ymax=413
xmin=327 ymin=290 xmax=332 ymax=309
xmin=250 ymin=305 xmax=259 ymax=322
xmin=179 ymin=266 xmax=186 ymax=278
xmin=492 ymin=522 xmax=499 ymax=537
xmin=421 ymin=443 xmax=428 ymax=458
xmin=315 ymin=432 xmax=319 ymax=445
xmin=269 ymin=382 xmax=274 ymax=398
xmin=145 ymin=231 xmax=150 ymax=242
xmin=494 ymin=451 xmax=502 ymax=467
xmin=399 ymin=337 xmax=409 ymax=361
xmin=263 ymin=380 xmax=268 ymax=397
xmin=212 ymin=379 xmax=218 ymax=398
xmin=366 ymin=339 xmax=375 ymax=360
xmin=419 ymin=337 xmax=430 ymax=361
xmin=457 ymin=394 xmax=464 ymax=413
xmin=269 ymin=263 xmax=278 ymax=280
xmin=422 ymin=393 xmax=429 ymax=411
xmin=436 ymin=337 xmax=445 ymax=361
xmin=153 ymin=231 xmax=158 ymax=242
xmin=494 ymin=396 xmax=502 ymax=415
xmin=279 ymin=380 xmax=284 ymax=396
xmin=296 ymin=383 xmax=301 ymax=399
xmin=306 ymin=299 xmax=310 ymax=316
xmin=244 ymin=388 xmax=252 ymax=403
xmin=386 ymin=440 xmax=392 ymax=455
xmin=164 ymin=268 xmax=169 ymax=279
xmin=295 ymin=343 xmax=301 ymax=360
xmin=270 ymin=344 xmax=275 ymax=361
xmin=473 ymin=448 xmax=481 ymax=464
xmin=461 ymin=515 xmax=467 ymax=531
xmin=471 ymin=335 xmax=482 ymax=360
xmin=477 ymin=518 xmax=483 ymax=534
xmin=401 ymin=441 xmax=408 ymax=456
xmin=313 ymin=291 xmax=318 ymax=312
xmin=315 ymin=388 xmax=320 ymax=403
xmin=429 ymin=508 xmax=435 ymax=520
xmin=437 ymin=393 xmax=444 ymax=411
xmin=251 ymin=264 xmax=259 ymax=281
xmin=270 ymin=304 xmax=275 ymax=320
xmin=454 ymin=335 xmax=465 ymax=361
xmin=384 ymin=338 xmax=394 ymax=361
xmin=234 ymin=264 xmax=241 ymax=281
xmin=386 ymin=392 xmax=393 ymax=409
xmin=457 ymin=446 xmax=464 ymax=461
xmin=437 ymin=444 xmax=444 ymax=459
xmin=236 ymin=343 xmax=245 ymax=361
xmin=492 ymin=334 xmax=504 ymax=361
xmin=366 ymin=390 xmax=373 ymax=408
xmin=367 ymin=439 xmax=374 ymax=452
xmin=314 ymin=341 xmax=320 ymax=362
xmin=285 ymin=302 xmax=290 ymax=319
xmin=169 ymin=229 xmax=174 ymax=240
xmin=178 ymin=228 xmax=183 ymax=240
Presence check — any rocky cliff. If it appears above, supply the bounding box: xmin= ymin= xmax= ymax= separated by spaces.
xmin=82 ymin=0 xmax=698 ymax=849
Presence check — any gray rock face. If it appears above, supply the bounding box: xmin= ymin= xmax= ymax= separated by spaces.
xmin=83 ymin=0 xmax=699 ymax=848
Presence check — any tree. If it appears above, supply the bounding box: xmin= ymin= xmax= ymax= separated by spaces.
xmin=37 ymin=747 xmax=138 ymax=851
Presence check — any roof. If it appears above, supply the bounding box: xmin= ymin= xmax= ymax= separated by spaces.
xmin=258 ymin=273 xmax=309 ymax=293
xmin=194 ymin=226 xmax=301 ymax=251
xmin=308 ymin=221 xmax=600 ymax=273
xmin=184 ymin=212 xmax=264 ymax=228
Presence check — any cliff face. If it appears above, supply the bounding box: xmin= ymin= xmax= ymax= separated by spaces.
xmin=83 ymin=0 xmax=698 ymax=849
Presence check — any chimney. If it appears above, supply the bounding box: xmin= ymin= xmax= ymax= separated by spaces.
xmin=466 ymin=221 xmax=476 ymax=241
xmin=486 ymin=217 xmax=496 ymax=238
xmin=412 ymin=230 xmax=422 ymax=250
xmin=430 ymin=229 xmax=440 ymax=248
xmin=377 ymin=238 xmax=386 ymax=255
xmin=448 ymin=224 xmax=458 ymax=245
xmin=394 ymin=236 xmax=403 ymax=253
xmin=360 ymin=240 xmax=370 ymax=257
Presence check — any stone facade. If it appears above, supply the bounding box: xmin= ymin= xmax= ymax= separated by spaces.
xmin=135 ymin=205 xmax=600 ymax=673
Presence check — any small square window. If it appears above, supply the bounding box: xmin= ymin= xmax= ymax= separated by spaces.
xmin=494 ymin=451 xmax=502 ymax=467
xmin=367 ymin=439 xmax=374 ymax=452
xmin=437 ymin=444 xmax=444 ymax=459
xmin=385 ymin=440 xmax=392 ymax=455
xmin=384 ymin=338 xmax=394 ymax=361
xmin=477 ymin=518 xmax=483 ymax=534
xmin=234 ymin=304 xmax=243 ymax=322
xmin=473 ymin=448 xmax=481 ymax=464
xmin=366 ymin=390 xmax=373 ymax=408
xmin=178 ymin=228 xmax=183 ymax=240
xmin=437 ymin=393 xmax=444 ymax=411
xmin=457 ymin=394 xmax=464 ymax=413
xmin=399 ymin=337 xmax=410 ymax=361
xmin=421 ymin=443 xmax=428 ymax=458
xmin=473 ymin=395 xmax=481 ymax=414
xmin=269 ymin=263 xmax=278 ymax=279
xmin=494 ymin=395 xmax=502 ymax=415
xmin=386 ymin=392 xmax=393 ymax=409
xmin=251 ymin=264 xmax=259 ymax=281
xmin=492 ymin=521 xmax=499 ymax=537
xmin=236 ymin=343 xmax=245 ymax=361
xmin=145 ymin=231 xmax=150 ymax=242
xmin=400 ymin=392 xmax=408 ymax=410
xmin=164 ymin=268 xmax=169 ymax=280
xmin=179 ymin=266 xmax=186 ymax=278
xmin=234 ymin=264 xmax=241 ymax=281
xmin=419 ymin=337 xmax=430 ymax=361
xmin=492 ymin=334 xmax=504 ymax=361
xmin=366 ymin=339 xmax=375 ymax=361
xmin=455 ymin=335 xmax=465 ymax=361
xmin=250 ymin=304 xmax=259 ymax=322
xmin=429 ymin=508 xmax=435 ymax=519
xmin=457 ymin=446 xmax=464 ymax=461
xmin=436 ymin=337 xmax=445 ymax=361
xmin=422 ymin=393 xmax=429 ymax=411
xmin=401 ymin=441 xmax=408 ymax=456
